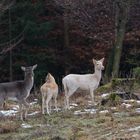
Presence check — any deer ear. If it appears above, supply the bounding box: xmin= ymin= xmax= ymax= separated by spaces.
xmin=46 ymin=73 xmax=51 ymax=82
xmin=32 ymin=64 xmax=37 ymax=70
xmin=45 ymin=74 xmax=48 ymax=81
xmin=100 ymin=58 xmax=104 ymax=63
xmin=93 ymin=59 xmax=97 ymax=64
xmin=21 ymin=66 xmax=25 ymax=71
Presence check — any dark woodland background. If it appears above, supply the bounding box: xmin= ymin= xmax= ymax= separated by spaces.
xmin=0 ymin=0 xmax=140 ymax=88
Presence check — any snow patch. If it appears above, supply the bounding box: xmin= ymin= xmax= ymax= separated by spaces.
xmin=21 ymin=123 xmax=32 ymax=128
xmin=124 ymin=99 xmax=135 ymax=103
xmin=74 ymin=108 xmax=97 ymax=115
xmin=74 ymin=108 xmax=109 ymax=115
xmin=30 ymin=101 xmax=37 ymax=105
xmin=70 ymin=103 xmax=78 ymax=109
xmin=88 ymin=101 xmax=97 ymax=106
xmin=101 ymin=93 xmax=109 ymax=98
xmin=30 ymin=99 xmax=38 ymax=105
xmin=135 ymin=108 xmax=140 ymax=113
xmin=74 ymin=110 xmax=87 ymax=115
xmin=124 ymin=99 xmax=140 ymax=104
xmin=121 ymin=103 xmax=132 ymax=108
xmin=136 ymin=100 xmax=140 ymax=104
xmin=99 ymin=110 xmax=109 ymax=114
xmin=53 ymin=108 xmax=61 ymax=111
xmin=111 ymin=107 xmax=117 ymax=110
xmin=84 ymin=108 xmax=97 ymax=114
xmin=28 ymin=111 xmax=39 ymax=116
xmin=12 ymin=105 xmax=19 ymax=111
xmin=0 ymin=110 xmax=18 ymax=116
xmin=70 ymin=103 xmax=78 ymax=107
xmin=128 ymin=126 xmax=140 ymax=131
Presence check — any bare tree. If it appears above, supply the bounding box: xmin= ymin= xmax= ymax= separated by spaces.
xmin=54 ymin=0 xmax=139 ymax=82
xmin=0 ymin=0 xmax=25 ymax=81
xmin=0 ymin=0 xmax=15 ymax=14
xmin=111 ymin=0 xmax=131 ymax=78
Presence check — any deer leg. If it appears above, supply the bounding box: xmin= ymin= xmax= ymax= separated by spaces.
xmin=90 ymin=89 xmax=94 ymax=105
xmin=64 ymin=95 xmax=68 ymax=110
xmin=0 ymin=95 xmax=5 ymax=109
xmin=0 ymin=102 xmax=4 ymax=110
xmin=42 ymin=94 xmax=45 ymax=114
xmin=66 ymin=89 xmax=76 ymax=110
xmin=19 ymin=103 xmax=23 ymax=121
xmin=65 ymin=95 xmax=70 ymax=110
xmin=22 ymin=99 xmax=30 ymax=120
xmin=46 ymin=94 xmax=53 ymax=115
xmin=49 ymin=98 xmax=52 ymax=113
xmin=64 ymin=96 xmax=67 ymax=110
xmin=54 ymin=96 xmax=58 ymax=112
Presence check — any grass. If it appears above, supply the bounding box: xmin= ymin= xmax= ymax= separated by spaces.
xmin=0 ymin=106 xmax=140 ymax=140
xmin=0 ymin=83 xmax=140 ymax=140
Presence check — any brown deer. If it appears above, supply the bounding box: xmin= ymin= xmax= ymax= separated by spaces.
xmin=40 ymin=73 xmax=58 ymax=115
xmin=0 ymin=64 xmax=37 ymax=120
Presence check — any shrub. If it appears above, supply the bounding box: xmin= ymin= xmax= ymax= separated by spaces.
xmin=108 ymin=92 xmax=122 ymax=106
xmin=0 ymin=121 xmax=20 ymax=134
xmin=133 ymin=67 xmax=140 ymax=83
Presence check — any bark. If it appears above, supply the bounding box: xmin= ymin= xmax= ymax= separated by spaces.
xmin=112 ymin=0 xmax=130 ymax=78
xmin=63 ymin=9 xmax=70 ymax=75
xmin=105 ymin=0 xmax=131 ymax=82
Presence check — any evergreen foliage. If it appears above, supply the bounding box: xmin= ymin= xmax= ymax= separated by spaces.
xmin=0 ymin=0 xmax=54 ymax=86
xmin=0 ymin=0 xmax=140 ymax=88
xmin=133 ymin=67 xmax=140 ymax=83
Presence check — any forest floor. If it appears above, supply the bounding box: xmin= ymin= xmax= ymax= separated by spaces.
xmin=0 ymin=85 xmax=140 ymax=140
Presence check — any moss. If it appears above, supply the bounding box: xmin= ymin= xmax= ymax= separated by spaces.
xmin=96 ymin=82 xmax=112 ymax=93
xmin=101 ymin=92 xmax=122 ymax=106
xmin=76 ymin=131 xmax=89 ymax=140
xmin=112 ymin=78 xmax=135 ymax=93
xmin=108 ymin=92 xmax=122 ymax=106
xmin=133 ymin=82 xmax=140 ymax=92
xmin=133 ymin=67 xmax=140 ymax=83
xmin=97 ymin=78 xmax=137 ymax=94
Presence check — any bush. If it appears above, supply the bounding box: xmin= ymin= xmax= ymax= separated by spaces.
xmin=133 ymin=67 xmax=140 ymax=83
xmin=108 ymin=92 xmax=122 ymax=106
xmin=112 ymin=78 xmax=135 ymax=93
xmin=0 ymin=121 xmax=20 ymax=134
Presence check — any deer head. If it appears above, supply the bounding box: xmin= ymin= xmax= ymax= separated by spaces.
xmin=45 ymin=73 xmax=55 ymax=83
xmin=21 ymin=64 xmax=37 ymax=77
xmin=93 ymin=58 xmax=104 ymax=71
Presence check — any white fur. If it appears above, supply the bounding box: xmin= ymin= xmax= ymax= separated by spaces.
xmin=62 ymin=58 xmax=104 ymax=109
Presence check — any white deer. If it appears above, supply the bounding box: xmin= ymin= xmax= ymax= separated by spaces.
xmin=62 ymin=58 xmax=104 ymax=109
xmin=40 ymin=73 xmax=58 ymax=115
xmin=0 ymin=64 xmax=37 ymax=120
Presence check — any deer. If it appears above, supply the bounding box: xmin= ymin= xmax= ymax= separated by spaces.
xmin=40 ymin=73 xmax=58 ymax=115
xmin=0 ymin=64 xmax=37 ymax=120
xmin=62 ymin=58 xmax=104 ymax=110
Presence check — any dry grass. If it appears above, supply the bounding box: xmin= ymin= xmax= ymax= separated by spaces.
xmin=0 ymin=83 xmax=139 ymax=140
xmin=0 ymin=121 xmax=20 ymax=134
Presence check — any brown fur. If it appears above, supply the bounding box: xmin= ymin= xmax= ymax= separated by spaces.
xmin=40 ymin=73 xmax=58 ymax=115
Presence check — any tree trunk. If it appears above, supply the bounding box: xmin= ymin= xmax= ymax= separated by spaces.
xmin=63 ymin=9 xmax=70 ymax=75
xmin=112 ymin=0 xmax=129 ymax=78
xmin=105 ymin=0 xmax=131 ymax=82
xmin=9 ymin=8 xmax=13 ymax=81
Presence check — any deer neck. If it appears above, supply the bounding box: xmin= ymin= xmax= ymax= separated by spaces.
xmin=94 ymin=68 xmax=102 ymax=82
xmin=24 ymin=74 xmax=34 ymax=90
